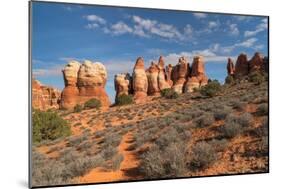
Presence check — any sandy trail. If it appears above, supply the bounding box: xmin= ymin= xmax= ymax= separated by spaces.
xmin=78 ymin=132 xmax=141 ymax=183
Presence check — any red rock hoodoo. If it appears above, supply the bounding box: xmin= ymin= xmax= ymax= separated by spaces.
xmin=185 ymin=56 xmax=208 ymax=93
xmin=171 ymin=56 xmax=190 ymax=94
xmin=227 ymin=58 xmax=235 ymax=76
xmin=234 ymin=53 xmax=249 ymax=78
xmin=60 ymin=60 xmax=110 ymax=109
xmin=132 ymin=57 xmax=148 ymax=103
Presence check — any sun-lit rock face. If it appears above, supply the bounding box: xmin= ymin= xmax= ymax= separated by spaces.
xmin=132 ymin=57 xmax=148 ymax=103
xmin=172 ymin=56 xmax=190 ymax=94
xmin=62 ymin=60 xmax=81 ymax=86
xmin=226 ymin=52 xmax=267 ymax=81
xmin=227 ymin=58 xmax=235 ymax=76
xmin=166 ymin=64 xmax=174 ymax=86
xmin=234 ymin=53 xmax=249 ymax=78
xmin=185 ymin=56 xmax=208 ymax=93
xmin=157 ymin=56 xmax=171 ymax=91
xmin=249 ymin=52 xmax=264 ymax=73
xmin=114 ymin=73 xmax=131 ymax=98
xmin=77 ymin=60 xmax=107 ymax=88
xmin=32 ymin=79 xmax=61 ymax=110
xmin=146 ymin=62 xmax=160 ymax=95
xmin=60 ymin=60 xmax=110 ymax=109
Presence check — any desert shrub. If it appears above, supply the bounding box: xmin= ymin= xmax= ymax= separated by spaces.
xmin=199 ymin=80 xmax=222 ymax=97
xmin=249 ymin=71 xmax=265 ymax=84
xmin=220 ymin=122 xmax=242 ymax=138
xmin=232 ymin=99 xmax=246 ymax=111
xmin=209 ymin=139 xmax=228 ymax=152
xmin=103 ymin=133 xmax=122 ymax=147
xmin=115 ymin=94 xmax=133 ymax=106
xmin=32 ymin=150 xmax=103 ymax=186
xmin=63 ymin=154 xmax=104 ymax=178
xmin=84 ymin=98 xmax=101 ymax=109
xmin=238 ymin=112 xmax=253 ymax=127
xmin=67 ymin=134 xmax=88 ymax=147
xmin=256 ymin=103 xmax=268 ymax=116
xmin=155 ymin=128 xmax=180 ymax=150
xmin=111 ymin=154 xmax=124 ymax=171
xmin=101 ymin=145 xmax=118 ymax=160
xmin=33 ymin=110 xmax=71 ymax=144
xmin=213 ymin=106 xmax=232 ymax=120
xmin=140 ymin=142 xmax=187 ymax=179
xmin=259 ymin=136 xmax=269 ymax=155
xmin=225 ymin=75 xmax=235 ymax=85
xmin=190 ymin=109 xmax=204 ymax=118
xmin=189 ymin=141 xmax=217 ymax=169
xmin=254 ymin=117 xmax=269 ymax=137
xmin=161 ymin=88 xmax=179 ymax=99
xmin=195 ymin=113 xmax=215 ymax=128
xmin=73 ymin=104 xmax=83 ymax=113
xmin=219 ymin=113 xmax=253 ymax=138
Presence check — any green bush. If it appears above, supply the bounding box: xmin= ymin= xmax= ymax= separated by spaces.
xmin=161 ymin=88 xmax=179 ymax=99
xmin=200 ymin=80 xmax=222 ymax=97
xmin=249 ymin=71 xmax=265 ymax=84
xmin=73 ymin=104 xmax=83 ymax=113
xmin=115 ymin=94 xmax=133 ymax=106
xmin=225 ymin=75 xmax=235 ymax=85
xmin=32 ymin=110 xmax=71 ymax=143
xmin=84 ymin=98 xmax=101 ymax=109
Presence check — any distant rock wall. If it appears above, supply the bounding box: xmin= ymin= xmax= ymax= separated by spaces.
xmin=227 ymin=52 xmax=268 ymax=79
xmin=32 ymin=79 xmax=61 ymax=110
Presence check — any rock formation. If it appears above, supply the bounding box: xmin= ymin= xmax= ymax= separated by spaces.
xmin=60 ymin=60 xmax=110 ymax=109
xmin=249 ymin=52 xmax=264 ymax=73
xmin=114 ymin=73 xmax=131 ymax=98
xmin=132 ymin=57 xmax=148 ymax=103
xmin=166 ymin=64 xmax=173 ymax=86
xmin=146 ymin=62 xmax=160 ymax=95
xmin=227 ymin=52 xmax=267 ymax=81
xmin=60 ymin=61 xmax=81 ymax=109
xmin=227 ymin=58 xmax=235 ymax=75
xmin=172 ymin=56 xmax=190 ymax=94
xmin=32 ymin=79 xmax=61 ymax=110
xmin=185 ymin=56 xmax=208 ymax=92
xmin=157 ymin=56 xmax=172 ymax=90
xmin=234 ymin=53 xmax=249 ymax=78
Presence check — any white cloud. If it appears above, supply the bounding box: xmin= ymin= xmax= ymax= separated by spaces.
xmin=234 ymin=15 xmax=253 ymax=22
xmin=85 ymin=23 xmax=99 ymax=29
xmin=111 ymin=21 xmax=133 ymax=35
xmin=229 ymin=24 xmax=240 ymax=35
xmin=131 ymin=15 xmax=184 ymax=40
xmin=193 ymin=13 xmax=207 ymax=19
xmin=244 ymin=18 xmax=268 ymax=37
xmin=162 ymin=49 xmax=233 ymax=66
xmin=236 ymin=37 xmax=258 ymax=47
xmin=208 ymin=21 xmax=219 ymax=29
xmin=184 ymin=24 xmax=193 ymax=36
xmin=85 ymin=15 xmax=106 ymax=25
xmin=33 ymin=65 xmax=63 ymax=77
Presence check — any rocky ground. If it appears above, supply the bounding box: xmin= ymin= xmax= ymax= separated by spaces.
xmin=32 ymin=80 xmax=268 ymax=187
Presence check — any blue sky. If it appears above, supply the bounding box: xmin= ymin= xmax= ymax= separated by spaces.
xmin=31 ymin=2 xmax=268 ymax=102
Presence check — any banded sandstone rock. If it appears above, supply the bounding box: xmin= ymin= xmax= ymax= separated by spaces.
xmin=132 ymin=57 xmax=148 ymax=103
